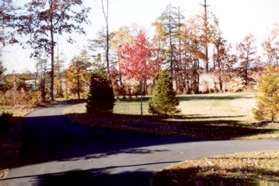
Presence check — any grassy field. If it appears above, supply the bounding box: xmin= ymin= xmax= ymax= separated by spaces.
xmin=65 ymin=92 xmax=279 ymax=140
xmin=66 ymin=92 xmax=256 ymax=118
xmin=64 ymin=99 xmax=150 ymax=115
xmin=178 ymin=92 xmax=256 ymax=123
xmin=154 ymin=151 xmax=279 ymax=186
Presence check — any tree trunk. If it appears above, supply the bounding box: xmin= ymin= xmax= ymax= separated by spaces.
xmin=196 ymin=73 xmax=200 ymax=93
xmin=140 ymin=80 xmax=144 ymax=116
xmin=40 ymin=78 xmax=46 ymax=102
xmin=168 ymin=12 xmax=174 ymax=82
xmin=117 ymin=51 xmax=123 ymax=86
xmin=106 ymin=20 xmax=110 ymax=76
xmin=186 ymin=79 xmax=190 ymax=94
xmin=205 ymin=47 xmax=209 ymax=72
xmin=219 ymin=75 xmax=223 ymax=92
xmin=217 ymin=52 xmax=223 ymax=92
xmin=203 ymin=0 xmax=209 ymax=73
xmin=50 ymin=0 xmax=55 ymax=101
xmin=143 ymin=80 xmax=147 ymax=95
xmin=193 ymin=60 xmax=200 ymax=94
xmin=77 ymin=65 xmax=81 ymax=100
xmin=177 ymin=7 xmax=182 ymax=92
xmin=101 ymin=0 xmax=110 ymax=76
xmin=77 ymin=76 xmax=80 ymax=100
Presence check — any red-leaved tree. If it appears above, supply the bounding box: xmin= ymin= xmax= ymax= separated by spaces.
xmin=120 ymin=32 xmax=160 ymax=115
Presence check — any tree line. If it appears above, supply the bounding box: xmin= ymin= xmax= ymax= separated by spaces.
xmin=90 ymin=3 xmax=277 ymax=96
xmin=1 ymin=1 xmax=279 ymax=102
xmin=1 ymin=0 xmax=90 ymax=101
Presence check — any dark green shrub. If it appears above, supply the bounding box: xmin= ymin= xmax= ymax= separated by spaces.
xmin=86 ymin=69 xmax=115 ymax=114
xmin=0 ymin=111 xmax=13 ymax=133
xmin=0 ymin=112 xmax=13 ymax=122
xmin=149 ymin=71 xmax=179 ymax=116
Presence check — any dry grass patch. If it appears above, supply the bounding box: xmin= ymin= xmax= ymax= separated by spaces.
xmin=64 ymin=103 xmax=86 ymax=114
xmin=0 ymin=169 xmax=9 ymax=179
xmin=179 ymin=92 xmax=256 ymax=123
xmin=0 ymin=105 xmax=34 ymax=117
xmin=154 ymin=151 xmax=279 ymax=186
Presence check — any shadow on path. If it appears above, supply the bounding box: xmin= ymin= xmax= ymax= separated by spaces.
xmin=2 ymin=161 xmax=183 ymax=186
xmin=0 ymin=104 xmax=277 ymax=186
xmin=1 ymin=110 xmax=275 ymax=170
xmin=16 ymin=114 xmax=198 ymax=168
xmin=0 ymin=111 xmax=200 ymax=185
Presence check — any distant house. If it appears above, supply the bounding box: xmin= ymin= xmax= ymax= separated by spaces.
xmin=24 ymin=79 xmax=38 ymax=90
xmin=4 ymin=73 xmax=39 ymax=91
xmin=199 ymin=69 xmax=259 ymax=93
xmin=199 ymin=72 xmax=219 ymax=93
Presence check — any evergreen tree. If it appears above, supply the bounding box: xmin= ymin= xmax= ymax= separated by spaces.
xmin=87 ymin=68 xmax=115 ymax=114
xmin=157 ymin=4 xmax=184 ymax=81
xmin=237 ymin=34 xmax=257 ymax=87
xmin=149 ymin=71 xmax=179 ymax=116
xmin=253 ymin=66 xmax=279 ymax=122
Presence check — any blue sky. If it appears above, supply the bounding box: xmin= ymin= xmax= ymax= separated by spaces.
xmin=3 ymin=0 xmax=279 ymax=72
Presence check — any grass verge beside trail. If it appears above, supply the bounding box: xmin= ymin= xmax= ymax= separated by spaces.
xmin=0 ymin=106 xmax=34 ymax=117
xmin=0 ymin=105 xmax=33 ymax=136
xmin=64 ymin=93 xmax=279 ymax=140
xmin=153 ymin=151 xmax=279 ymax=186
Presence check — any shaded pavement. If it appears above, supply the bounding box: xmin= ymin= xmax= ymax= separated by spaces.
xmin=1 ymin=104 xmax=279 ymax=186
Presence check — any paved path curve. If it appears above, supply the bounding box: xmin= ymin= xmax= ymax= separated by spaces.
xmin=2 ymin=104 xmax=279 ymax=186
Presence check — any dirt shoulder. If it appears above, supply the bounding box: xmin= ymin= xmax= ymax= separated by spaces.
xmin=153 ymin=151 xmax=279 ymax=186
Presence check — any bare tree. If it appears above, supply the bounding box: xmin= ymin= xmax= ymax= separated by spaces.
xmin=36 ymin=56 xmax=48 ymax=102
xmin=0 ymin=0 xmax=19 ymax=47
xmin=201 ymin=0 xmax=210 ymax=72
xmin=237 ymin=34 xmax=257 ymax=87
xmin=17 ymin=0 xmax=90 ymax=101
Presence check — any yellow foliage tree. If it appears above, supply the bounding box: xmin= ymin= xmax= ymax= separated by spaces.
xmin=66 ymin=50 xmax=91 ymax=99
xmin=253 ymin=66 xmax=279 ymax=122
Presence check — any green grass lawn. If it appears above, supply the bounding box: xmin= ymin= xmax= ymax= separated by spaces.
xmin=64 ymin=98 xmax=150 ymax=115
xmin=116 ymin=92 xmax=256 ymax=122
xmin=113 ymin=99 xmax=149 ymax=115
xmin=68 ymin=92 xmax=256 ymax=118
xmin=65 ymin=92 xmax=279 ymax=140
